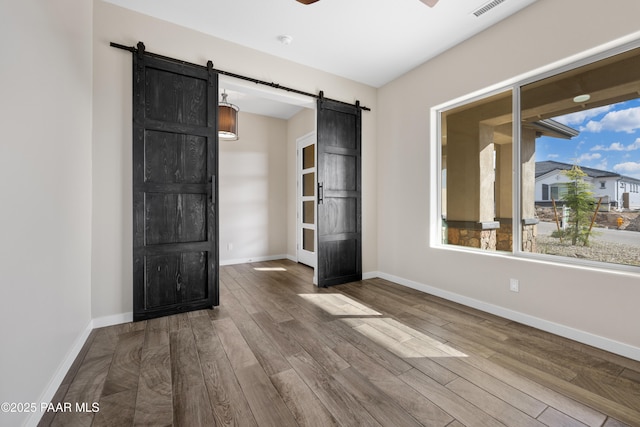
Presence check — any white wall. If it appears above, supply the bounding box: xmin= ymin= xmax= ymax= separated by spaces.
xmin=535 ymin=172 xmax=573 ymax=201
xmin=219 ymin=112 xmax=288 ymax=264
xmin=0 ymin=1 xmax=93 ymax=426
xmin=620 ymin=182 xmax=640 ymax=209
xmin=91 ymin=0 xmax=378 ymax=319
xmin=377 ymin=0 xmax=640 ymax=357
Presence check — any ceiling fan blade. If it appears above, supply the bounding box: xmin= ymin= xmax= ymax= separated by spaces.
xmin=296 ymin=0 xmax=320 ymax=4
xmin=419 ymin=0 xmax=439 ymax=7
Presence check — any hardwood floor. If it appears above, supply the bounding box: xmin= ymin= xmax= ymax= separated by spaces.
xmin=39 ymin=260 xmax=640 ymax=426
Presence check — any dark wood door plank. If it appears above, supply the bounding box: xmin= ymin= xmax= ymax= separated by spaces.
xmin=132 ymin=48 xmax=218 ymax=321
xmin=316 ymin=98 xmax=362 ymax=287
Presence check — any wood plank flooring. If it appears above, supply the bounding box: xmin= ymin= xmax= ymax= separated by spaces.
xmin=39 ymin=260 xmax=640 ymax=426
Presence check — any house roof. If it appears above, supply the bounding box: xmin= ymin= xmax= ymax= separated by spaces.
xmin=528 ymin=119 xmax=580 ymax=140
xmin=535 ymin=161 xmax=620 ymax=179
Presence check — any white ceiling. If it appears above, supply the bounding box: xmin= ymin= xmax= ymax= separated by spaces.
xmin=105 ymin=0 xmax=538 ymax=118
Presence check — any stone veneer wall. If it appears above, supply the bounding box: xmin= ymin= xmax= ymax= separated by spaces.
xmin=496 ymin=222 xmax=512 ymax=251
xmin=446 ymin=220 xmax=537 ymax=252
xmin=447 ymin=224 xmax=497 ymax=250
xmin=522 ymin=223 xmax=537 ymax=252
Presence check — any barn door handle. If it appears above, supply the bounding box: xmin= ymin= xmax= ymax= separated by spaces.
xmin=318 ymin=182 xmax=324 ymax=204
xmin=209 ymin=175 xmax=215 ymax=203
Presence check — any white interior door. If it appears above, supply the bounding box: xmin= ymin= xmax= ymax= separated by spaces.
xmin=297 ymin=132 xmax=316 ymax=268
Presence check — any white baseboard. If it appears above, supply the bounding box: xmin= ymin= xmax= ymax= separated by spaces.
xmin=92 ymin=312 xmax=133 ymax=329
xmin=376 ymin=271 xmax=640 ymax=362
xmin=24 ymin=320 xmax=94 ymax=427
xmin=220 ymin=254 xmax=289 ymax=266
xmin=362 ymin=271 xmax=380 ymax=280
xmin=24 ymin=311 xmax=137 ymax=426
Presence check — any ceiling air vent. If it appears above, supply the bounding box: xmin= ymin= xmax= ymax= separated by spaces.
xmin=473 ymin=0 xmax=506 ymax=17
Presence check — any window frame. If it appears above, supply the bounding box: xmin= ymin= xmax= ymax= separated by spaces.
xmin=431 ymin=37 xmax=640 ymax=273
xmin=550 ymin=184 xmax=569 ymax=201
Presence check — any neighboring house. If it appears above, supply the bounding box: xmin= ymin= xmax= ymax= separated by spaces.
xmin=535 ymin=160 xmax=640 ymax=210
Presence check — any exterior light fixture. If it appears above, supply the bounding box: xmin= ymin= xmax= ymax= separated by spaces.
xmin=573 ymin=94 xmax=591 ymax=103
xmin=219 ymin=90 xmax=239 ymax=140
xmin=278 ymin=35 xmax=293 ymax=45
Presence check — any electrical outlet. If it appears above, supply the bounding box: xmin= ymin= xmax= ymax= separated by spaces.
xmin=509 ymin=278 xmax=519 ymax=292
xmin=227 ymin=243 xmax=233 ymax=251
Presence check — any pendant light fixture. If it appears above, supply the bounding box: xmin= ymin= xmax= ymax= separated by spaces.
xmin=218 ymin=90 xmax=239 ymax=140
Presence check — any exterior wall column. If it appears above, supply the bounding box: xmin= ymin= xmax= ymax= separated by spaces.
xmin=521 ymin=127 xmax=538 ymax=252
xmin=495 ymin=143 xmax=513 ymax=251
xmin=446 ymin=119 xmax=499 ymax=249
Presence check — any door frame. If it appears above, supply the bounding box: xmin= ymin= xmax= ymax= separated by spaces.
xmin=296 ymin=131 xmax=317 ymax=275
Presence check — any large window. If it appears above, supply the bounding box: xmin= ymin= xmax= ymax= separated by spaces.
xmin=440 ymin=90 xmax=513 ymax=250
xmin=438 ymin=44 xmax=640 ymax=269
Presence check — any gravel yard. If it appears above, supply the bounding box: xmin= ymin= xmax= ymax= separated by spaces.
xmin=536 ymin=234 xmax=640 ymax=266
xmin=533 ymin=208 xmax=640 ymax=266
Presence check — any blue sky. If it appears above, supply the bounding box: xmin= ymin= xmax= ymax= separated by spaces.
xmin=535 ymin=98 xmax=640 ymax=179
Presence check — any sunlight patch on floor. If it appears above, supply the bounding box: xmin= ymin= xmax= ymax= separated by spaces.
xmin=298 ymin=293 xmax=382 ymax=316
xmin=349 ymin=317 xmax=468 ymax=358
xmin=253 ymin=267 xmax=287 ymax=271
xmin=298 ymin=293 xmax=467 ymax=358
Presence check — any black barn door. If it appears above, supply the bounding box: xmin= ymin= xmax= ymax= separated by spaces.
xmin=316 ymin=97 xmax=362 ymax=287
xmin=132 ymin=46 xmax=218 ymax=321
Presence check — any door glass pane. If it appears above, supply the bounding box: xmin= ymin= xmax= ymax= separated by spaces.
xmin=303 ymin=144 xmax=315 ymax=169
xmin=303 ymin=201 xmax=314 ymax=224
xmin=303 ymin=172 xmax=315 ymax=196
xmin=303 ymin=228 xmax=314 ymax=252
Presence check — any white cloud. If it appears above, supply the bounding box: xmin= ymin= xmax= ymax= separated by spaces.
xmin=584 ymin=121 xmax=603 ymax=133
xmin=628 ymin=138 xmax=640 ymax=150
xmin=613 ymin=161 xmax=640 ymax=173
xmin=547 ymin=153 xmax=559 ymax=159
xmin=590 ymin=138 xmax=640 ymax=152
xmin=591 ymin=142 xmax=625 ymax=151
xmin=595 ymin=159 xmax=608 ymax=170
xmin=583 ymin=106 xmax=640 ymax=134
xmin=554 ymin=106 xmax=613 ymax=126
xmin=574 ymin=152 xmax=601 ymax=163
